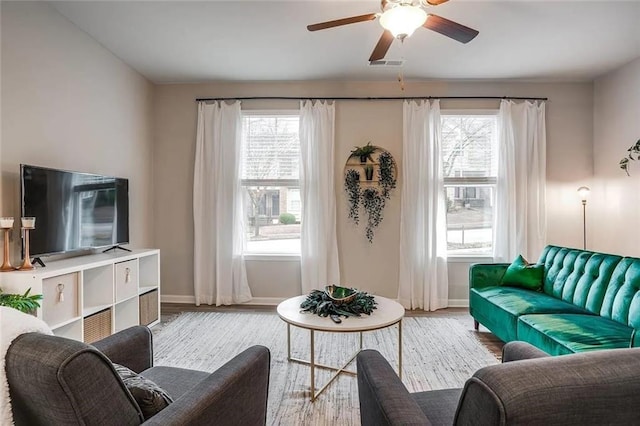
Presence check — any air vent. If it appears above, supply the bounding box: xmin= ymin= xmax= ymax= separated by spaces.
xmin=368 ymin=59 xmax=405 ymax=67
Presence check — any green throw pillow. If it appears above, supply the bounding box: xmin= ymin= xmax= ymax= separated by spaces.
xmin=501 ymin=255 xmax=544 ymax=291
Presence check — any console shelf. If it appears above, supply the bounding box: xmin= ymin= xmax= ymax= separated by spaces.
xmin=0 ymin=248 xmax=160 ymax=342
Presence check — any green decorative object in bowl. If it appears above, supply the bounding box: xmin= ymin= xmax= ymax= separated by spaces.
xmin=300 ymin=288 xmax=377 ymax=322
xmin=324 ymin=285 xmax=357 ymax=305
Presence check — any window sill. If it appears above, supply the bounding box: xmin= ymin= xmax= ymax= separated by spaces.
xmin=447 ymin=255 xmax=494 ymax=263
xmin=244 ymin=253 xmax=301 ymax=262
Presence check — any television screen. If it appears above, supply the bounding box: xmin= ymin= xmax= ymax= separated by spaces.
xmin=21 ymin=164 xmax=129 ymax=257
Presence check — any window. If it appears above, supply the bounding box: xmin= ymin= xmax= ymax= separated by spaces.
xmin=241 ymin=113 xmax=301 ymax=254
xmin=441 ymin=113 xmax=498 ymax=256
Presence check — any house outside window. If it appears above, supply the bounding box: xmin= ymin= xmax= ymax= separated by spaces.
xmin=241 ymin=113 xmax=301 ymax=254
xmin=441 ymin=112 xmax=498 ymax=256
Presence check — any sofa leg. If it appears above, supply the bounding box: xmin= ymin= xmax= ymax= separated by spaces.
xmin=474 ymin=320 xmax=479 ymax=331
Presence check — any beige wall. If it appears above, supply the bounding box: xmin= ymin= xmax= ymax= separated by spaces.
xmin=154 ymin=80 xmax=593 ymax=303
xmin=592 ymin=58 xmax=640 ymax=256
xmin=0 ymin=1 xmax=155 ymax=261
xmin=1 ymin=1 xmax=601 ymax=304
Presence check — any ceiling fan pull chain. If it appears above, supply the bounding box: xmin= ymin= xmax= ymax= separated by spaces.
xmin=398 ymin=39 xmax=406 ymax=91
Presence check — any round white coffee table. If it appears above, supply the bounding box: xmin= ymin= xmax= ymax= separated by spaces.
xmin=277 ymin=295 xmax=405 ymax=401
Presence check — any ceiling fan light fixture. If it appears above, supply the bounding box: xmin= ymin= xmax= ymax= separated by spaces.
xmin=379 ymin=5 xmax=427 ymax=38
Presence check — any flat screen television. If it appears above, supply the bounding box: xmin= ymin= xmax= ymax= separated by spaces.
xmin=20 ymin=164 xmax=129 ymax=258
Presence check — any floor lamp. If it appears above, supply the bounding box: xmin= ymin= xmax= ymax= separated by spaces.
xmin=577 ymin=186 xmax=590 ymax=250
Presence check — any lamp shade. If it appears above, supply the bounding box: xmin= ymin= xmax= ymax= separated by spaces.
xmin=379 ymin=5 xmax=427 ymax=38
xmin=577 ymin=186 xmax=590 ymax=201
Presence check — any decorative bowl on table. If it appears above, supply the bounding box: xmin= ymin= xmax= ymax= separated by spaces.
xmin=324 ymin=285 xmax=358 ymax=305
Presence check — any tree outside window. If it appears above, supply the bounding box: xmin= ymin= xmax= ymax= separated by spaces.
xmin=241 ymin=114 xmax=301 ymax=254
xmin=441 ymin=114 xmax=498 ymax=255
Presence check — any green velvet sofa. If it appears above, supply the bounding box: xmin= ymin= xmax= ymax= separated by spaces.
xmin=470 ymin=245 xmax=640 ymax=355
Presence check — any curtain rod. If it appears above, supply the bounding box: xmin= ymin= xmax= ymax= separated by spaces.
xmin=195 ymin=96 xmax=548 ymax=102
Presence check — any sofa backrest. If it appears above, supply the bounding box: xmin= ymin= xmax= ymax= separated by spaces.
xmin=599 ymin=257 xmax=640 ymax=327
xmin=455 ymin=346 xmax=640 ymax=425
xmin=538 ymin=245 xmax=622 ymax=314
xmin=6 ymin=332 xmax=143 ymax=426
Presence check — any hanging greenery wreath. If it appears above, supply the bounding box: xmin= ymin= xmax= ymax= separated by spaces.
xmin=343 ymin=146 xmax=397 ymax=243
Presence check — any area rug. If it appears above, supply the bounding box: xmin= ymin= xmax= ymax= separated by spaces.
xmin=152 ymin=311 xmax=500 ymax=426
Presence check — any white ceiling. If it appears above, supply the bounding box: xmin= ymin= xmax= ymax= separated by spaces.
xmin=50 ymin=0 xmax=640 ymax=84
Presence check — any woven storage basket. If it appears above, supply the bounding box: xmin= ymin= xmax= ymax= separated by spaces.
xmin=139 ymin=289 xmax=159 ymax=326
xmin=83 ymin=308 xmax=112 ymax=344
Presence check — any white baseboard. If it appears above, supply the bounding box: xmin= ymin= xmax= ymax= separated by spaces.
xmin=448 ymin=299 xmax=469 ymax=308
xmin=243 ymin=297 xmax=286 ymax=305
xmin=161 ymin=294 xmax=196 ymax=304
xmin=161 ymin=295 xmax=285 ymax=306
xmin=162 ymin=294 xmax=469 ymax=308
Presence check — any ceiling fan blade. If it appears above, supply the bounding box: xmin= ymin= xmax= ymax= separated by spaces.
xmin=369 ymin=30 xmax=395 ymax=62
xmin=307 ymin=13 xmax=377 ymax=32
xmin=426 ymin=0 xmax=450 ymax=5
xmin=424 ymin=14 xmax=479 ymax=44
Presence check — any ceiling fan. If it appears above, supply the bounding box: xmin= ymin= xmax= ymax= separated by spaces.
xmin=307 ymin=0 xmax=479 ymax=62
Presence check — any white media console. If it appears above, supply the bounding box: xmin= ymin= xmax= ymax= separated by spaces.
xmin=0 ymin=248 xmax=160 ymax=342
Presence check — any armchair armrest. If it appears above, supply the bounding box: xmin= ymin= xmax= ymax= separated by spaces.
xmin=92 ymin=325 xmax=153 ymax=373
xmin=457 ymin=347 xmax=640 ymax=425
xmin=469 ymin=263 xmax=510 ymax=290
xmin=143 ymin=345 xmax=270 ymax=426
xmin=502 ymin=341 xmax=550 ymax=363
xmin=357 ymin=349 xmax=431 ymax=426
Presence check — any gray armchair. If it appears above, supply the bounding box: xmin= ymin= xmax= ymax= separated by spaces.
xmin=357 ymin=341 xmax=640 ymax=425
xmin=6 ymin=326 xmax=270 ymax=425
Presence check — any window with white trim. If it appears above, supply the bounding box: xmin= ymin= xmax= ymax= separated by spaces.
xmin=441 ymin=113 xmax=498 ymax=256
xmin=240 ymin=113 xmax=301 ymax=254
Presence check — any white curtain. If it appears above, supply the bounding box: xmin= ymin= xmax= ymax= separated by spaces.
xmin=299 ymin=100 xmax=340 ymax=294
xmin=494 ymin=100 xmax=547 ymax=262
xmin=398 ymin=100 xmax=449 ymax=311
xmin=193 ymin=101 xmax=252 ymax=306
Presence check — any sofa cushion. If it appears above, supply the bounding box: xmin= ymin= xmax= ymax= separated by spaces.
xmin=141 ymin=366 xmax=209 ymax=400
xmin=472 ymin=287 xmax=593 ymax=317
xmin=412 ymin=388 xmax=461 ymax=426
xmin=538 ymin=246 xmax=622 ymax=314
xmin=470 ymin=287 xmax=594 ymax=343
xmin=501 ymin=255 xmax=544 ymax=290
xmin=517 ymin=313 xmax=634 ymax=355
xmin=599 ymin=257 xmax=640 ymax=327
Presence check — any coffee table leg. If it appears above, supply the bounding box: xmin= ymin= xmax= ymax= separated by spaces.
xmin=310 ymin=329 xmax=315 ymax=401
xmin=359 ymin=331 xmax=363 ymax=350
xmin=287 ymin=323 xmax=291 ymax=360
xmin=398 ymin=320 xmax=403 ymax=381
